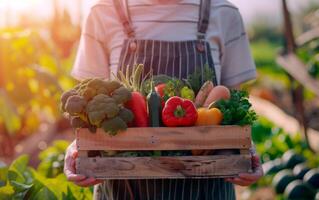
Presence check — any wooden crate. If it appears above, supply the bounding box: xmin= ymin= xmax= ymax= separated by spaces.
xmin=76 ymin=126 xmax=252 ymax=180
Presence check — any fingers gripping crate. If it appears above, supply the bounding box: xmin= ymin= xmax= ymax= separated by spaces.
xmin=75 ymin=126 xmax=252 ymax=179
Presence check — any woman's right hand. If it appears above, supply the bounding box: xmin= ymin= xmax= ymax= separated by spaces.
xmin=64 ymin=140 xmax=102 ymax=187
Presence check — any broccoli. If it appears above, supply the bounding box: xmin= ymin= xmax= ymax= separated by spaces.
xmin=71 ymin=116 xmax=96 ymax=133
xmin=70 ymin=116 xmax=89 ymax=128
xmin=112 ymin=86 xmax=132 ymax=104
xmin=78 ymin=79 xmax=105 ymax=100
xmin=105 ymin=80 xmax=122 ymax=95
xmin=77 ymin=79 xmax=123 ymax=101
xmin=118 ymin=108 xmax=134 ymax=123
xmin=86 ymin=94 xmax=120 ymax=126
xmin=60 ymin=89 xmax=77 ymax=111
xmin=64 ymin=95 xmax=87 ymax=115
xmin=61 ymin=78 xmax=134 ymax=135
xmin=101 ymin=117 xmax=127 ymax=136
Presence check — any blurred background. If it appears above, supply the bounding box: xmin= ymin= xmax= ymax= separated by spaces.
xmin=0 ymin=0 xmax=319 ymax=199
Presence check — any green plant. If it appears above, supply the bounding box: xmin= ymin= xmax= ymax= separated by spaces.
xmin=215 ymin=90 xmax=257 ymax=126
xmin=0 ymin=153 xmax=92 ymax=200
xmin=37 ymin=140 xmax=69 ymax=178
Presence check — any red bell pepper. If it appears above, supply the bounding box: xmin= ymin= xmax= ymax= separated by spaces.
xmin=162 ymin=96 xmax=198 ymax=127
xmin=125 ymin=91 xmax=149 ymax=127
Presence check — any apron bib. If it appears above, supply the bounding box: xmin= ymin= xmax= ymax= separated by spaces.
xmin=94 ymin=0 xmax=235 ymax=199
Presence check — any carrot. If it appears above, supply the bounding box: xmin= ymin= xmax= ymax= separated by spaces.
xmin=125 ymin=91 xmax=149 ymax=127
xmin=194 ymin=81 xmax=214 ymax=108
xmin=203 ymin=85 xmax=230 ymax=107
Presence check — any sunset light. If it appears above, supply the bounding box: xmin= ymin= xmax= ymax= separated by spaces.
xmin=0 ymin=0 xmax=319 ymax=199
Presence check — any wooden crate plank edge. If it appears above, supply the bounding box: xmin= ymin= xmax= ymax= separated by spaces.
xmin=76 ymin=126 xmax=251 ymax=151
xmin=76 ymin=155 xmax=251 ymax=179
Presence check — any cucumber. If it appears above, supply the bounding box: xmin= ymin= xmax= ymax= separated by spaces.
xmin=293 ymin=163 xmax=310 ymax=179
xmin=272 ymin=169 xmax=297 ymax=194
xmin=284 ymin=180 xmax=315 ymax=200
xmin=304 ymin=168 xmax=319 ymax=189
xmin=282 ymin=150 xmax=306 ymax=169
xmin=147 ymin=82 xmax=162 ymax=127
xmin=263 ymin=158 xmax=285 ymax=175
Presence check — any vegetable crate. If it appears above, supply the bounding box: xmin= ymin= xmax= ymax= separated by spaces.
xmin=76 ymin=126 xmax=252 ymax=179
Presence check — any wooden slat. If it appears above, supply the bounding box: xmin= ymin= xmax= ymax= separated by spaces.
xmin=76 ymin=126 xmax=251 ymax=151
xmin=76 ymin=155 xmax=251 ymax=179
xmin=296 ymin=27 xmax=319 ymax=46
xmin=277 ymin=53 xmax=319 ymax=97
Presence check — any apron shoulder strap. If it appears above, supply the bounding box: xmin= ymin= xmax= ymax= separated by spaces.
xmin=113 ymin=0 xmax=135 ymax=38
xmin=197 ymin=0 xmax=211 ymax=41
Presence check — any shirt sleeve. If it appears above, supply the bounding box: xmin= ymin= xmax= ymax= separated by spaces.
xmin=220 ymin=10 xmax=257 ymax=87
xmin=71 ymin=9 xmax=110 ymax=81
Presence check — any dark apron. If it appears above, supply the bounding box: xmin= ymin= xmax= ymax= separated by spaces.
xmin=94 ymin=0 xmax=235 ymax=199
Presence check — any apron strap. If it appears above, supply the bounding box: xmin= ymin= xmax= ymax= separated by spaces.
xmin=197 ymin=0 xmax=211 ymax=41
xmin=113 ymin=0 xmax=135 ymax=39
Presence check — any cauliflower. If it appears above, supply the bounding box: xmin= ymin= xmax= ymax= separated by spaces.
xmin=86 ymin=94 xmax=120 ymax=126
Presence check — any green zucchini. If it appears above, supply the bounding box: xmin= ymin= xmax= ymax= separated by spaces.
xmin=147 ymin=82 xmax=162 ymax=127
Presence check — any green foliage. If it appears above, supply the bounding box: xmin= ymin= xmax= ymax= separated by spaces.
xmin=250 ymin=118 xmax=319 ymax=198
xmin=216 ymin=90 xmax=257 ymax=126
xmin=250 ymin=41 xmax=290 ymax=90
xmin=0 ymin=29 xmax=77 ymax=136
xmin=37 ymin=140 xmax=69 ymax=178
xmin=251 ymin=117 xmax=274 ymax=144
xmin=187 ymin=65 xmax=215 ymax=95
xmin=248 ymin=17 xmax=283 ymax=45
xmin=0 ymin=154 xmax=92 ymax=200
xmin=251 ymin=117 xmax=319 ymax=166
xmin=251 ymin=41 xmax=280 ymax=70
xmin=0 ymin=90 xmax=21 ymax=134
xmin=297 ymin=39 xmax=319 ymax=80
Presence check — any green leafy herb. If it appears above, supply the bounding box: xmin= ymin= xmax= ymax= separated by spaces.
xmin=186 ymin=65 xmax=215 ymax=95
xmin=216 ymin=90 xmax=257 ymax=126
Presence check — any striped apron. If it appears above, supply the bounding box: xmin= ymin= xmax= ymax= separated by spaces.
xmin=94 ymin=0 xmax=235 ymax=199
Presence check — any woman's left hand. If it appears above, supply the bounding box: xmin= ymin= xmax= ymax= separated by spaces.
xmin=225 ymin=154 xmax=264 ymax=186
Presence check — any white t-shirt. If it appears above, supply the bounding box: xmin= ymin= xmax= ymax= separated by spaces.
xmin=72 ymin=0 xmax=257 ymax=87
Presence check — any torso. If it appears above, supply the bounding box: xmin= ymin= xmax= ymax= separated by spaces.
xmin=86 ymin=0 xmax=241 ymax=85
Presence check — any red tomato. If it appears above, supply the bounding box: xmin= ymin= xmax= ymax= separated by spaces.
xmin=155 ymin=83 xmax=166 ymax=109
xmin=155 ymin=83 xmax=166 ymax=98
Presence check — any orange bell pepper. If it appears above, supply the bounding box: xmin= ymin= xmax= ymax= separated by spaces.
xmin=195 ymin=107 xmax=223 ymax=126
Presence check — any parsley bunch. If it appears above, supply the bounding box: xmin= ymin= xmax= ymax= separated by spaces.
xmin=216 ymin=90 xmax=257 ymax=126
